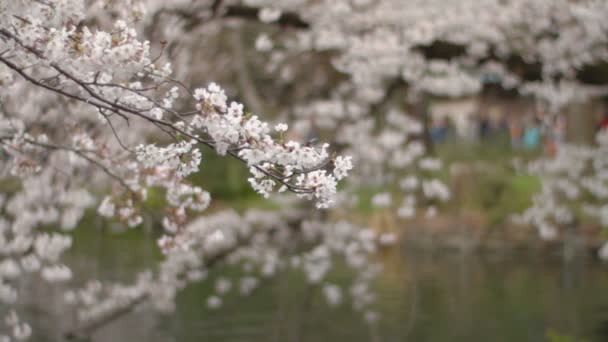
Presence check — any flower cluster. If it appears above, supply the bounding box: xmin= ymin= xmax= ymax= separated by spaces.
xmin=187 ymin=82 xmax=352 ymax=208
xmin=135 ymin=140 xmax=202 ymax=178
xmin=0 ymin=1 xmax=357 ymax=339
xmin=516 ymin=134 xmax=608 ymax=248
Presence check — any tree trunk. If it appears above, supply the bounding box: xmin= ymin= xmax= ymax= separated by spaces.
xmin=565 ymin=100 xmax=603 ymax=145
xmin=414 ymin=93 xmax=434 ymax=155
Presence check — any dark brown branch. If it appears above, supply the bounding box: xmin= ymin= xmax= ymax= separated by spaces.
xmin=211 ymin=0 xmax=224 ymax=18
xmin=368 ymin=78 xmax=406 ymax=116
xmin=223 ymin=5 xmax=309 ymax=29
xmin=160 ymin=4 xmax=309 ymax=32
xmin=10 ymin=137 xmax=136 ymax=194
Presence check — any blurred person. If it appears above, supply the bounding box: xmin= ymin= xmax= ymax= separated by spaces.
xmin=545 ymin=114 xmax=566 ymax=156
xmin=523 ymin=117 xmax=542 ymax=150
xmin=430 ymin=116 xmax=451 ymax=144
xmin=478 ymin=112 xmax=492 ymax=140
xmin=509 ymin=117 xmax=523 ymax=149
xmin=494 ymin=112 xmax=511 ymax=147
xmin=597 ymin=110 xmax=608 ymax=133
xmin=465 ymin=114 xmax=479 ymax=142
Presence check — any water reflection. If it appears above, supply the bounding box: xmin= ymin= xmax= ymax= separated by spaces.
xmin=15 ymin=228 xmax=608 ymax=341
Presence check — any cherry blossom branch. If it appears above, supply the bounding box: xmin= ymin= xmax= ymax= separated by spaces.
xmin=0 ymin=136 xmax=137 ymax=195
xmin=63 ymin=217 xmax=284 ymax=340
xmin=0 ymin=28 xmax=352 ymax=206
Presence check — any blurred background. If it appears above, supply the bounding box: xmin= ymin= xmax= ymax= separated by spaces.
xmin=8 ymin=1 xmax=608 ymax=341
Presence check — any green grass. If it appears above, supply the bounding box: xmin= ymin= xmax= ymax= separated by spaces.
xmin=337 ymin=140 xmax=545 ymax=227
xmin=433 ymin=140 xmax=542 ymax=225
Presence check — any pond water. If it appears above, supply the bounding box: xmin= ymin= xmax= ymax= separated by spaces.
xmin=13 ymin=228 xmax=608 ymax=342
